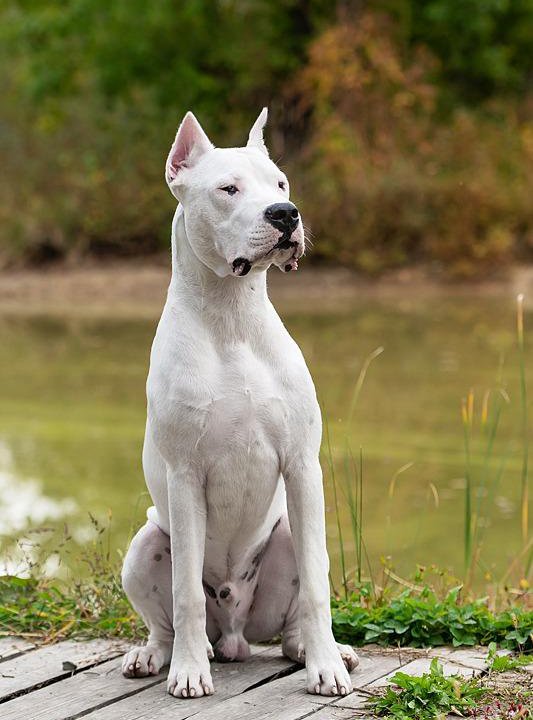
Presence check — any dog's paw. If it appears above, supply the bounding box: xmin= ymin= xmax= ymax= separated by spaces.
xmin=336 ymin=643 xmax=359 ymax=672
xmin=283 ymin=636 xmax=358 ymax=675
xmin=167 ymin=659 xmax=214 ymax=698
xmin=305 ymin=647 xmax=354 ymax=696
xmin=122 ymin=644 xmax=168 ymax=678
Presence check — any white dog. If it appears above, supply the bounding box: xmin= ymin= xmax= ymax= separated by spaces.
xmin=121 ymin=109 xmax=358 ymax=699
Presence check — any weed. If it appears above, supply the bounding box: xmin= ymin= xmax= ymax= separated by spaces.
xmin=461 ymin=385 xmax=510 ymax=583
xmin=459 ymin=295 xmax=530 ymax=588
xmin=486 ymin=642 xmax=532 ymax=673
xmin=370 ymin=658 xmax=485 ymax=719
xmin=326 ymin=346 xmax=383 ymax=598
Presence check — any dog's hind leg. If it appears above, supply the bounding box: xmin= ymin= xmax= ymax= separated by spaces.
xmin=121 ymin=520 xmax=175 ymax=677
xmin=281 ymin=609 xmax=359 ymax=673
xmin=243 ymin=515 xmax=358 ymax=673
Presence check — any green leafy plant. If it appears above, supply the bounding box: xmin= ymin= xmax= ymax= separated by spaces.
xmin=370 ymin=658 xmax=485 ymax=719
xmin=332 ymin=588 xmax=533 ymax=651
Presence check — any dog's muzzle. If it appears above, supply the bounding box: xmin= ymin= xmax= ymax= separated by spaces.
xmin=231 ymin=202 xmax=303 ymax=277
xmin=264 ymin=203 xmax=301 ymax=272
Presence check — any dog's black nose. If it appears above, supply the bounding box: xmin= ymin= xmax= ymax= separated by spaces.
xmin=264 ymin=203 xmax=299 ymax=233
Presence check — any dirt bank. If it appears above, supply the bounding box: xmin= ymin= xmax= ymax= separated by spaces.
xmin=1 ymin=259 xmax=532 ymax=318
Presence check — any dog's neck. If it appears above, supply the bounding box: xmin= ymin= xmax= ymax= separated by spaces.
xmin=168 ymin=207 xmax=271 ymax=340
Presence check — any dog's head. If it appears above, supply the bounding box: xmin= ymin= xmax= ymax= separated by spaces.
xmin=165 ymin=109 xmax=305 ymax=278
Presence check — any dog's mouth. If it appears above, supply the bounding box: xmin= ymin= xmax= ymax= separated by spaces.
xmin=232 ymin=258 xmax=253 ymax=277
xmin=231 ymin=231 xmax=302 ymax=277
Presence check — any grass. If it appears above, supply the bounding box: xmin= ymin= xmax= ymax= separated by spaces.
xmin=0 ymin=521 xmax=146 ymax=643
xmin=456 ymin=295 xmax=529 ymax=587
xmin=517 ymin=294 xmax=530 ymax=564
xmin=0 ymin=574 xmax=145 ymax=642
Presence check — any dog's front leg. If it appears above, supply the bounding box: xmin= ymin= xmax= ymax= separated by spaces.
xmin=166 ymin=465 xmax=214 ymax=698
xmin=284 ymin=456 xmax=353 ymax=696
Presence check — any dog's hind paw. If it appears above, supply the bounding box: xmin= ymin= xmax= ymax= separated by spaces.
xmin=336 ymin=643 xmax=359 ymax=672
xmin=122 ymin=644 xmax=169 ymax=678
xmin=283 ymin=636 xmax=358 ymax=673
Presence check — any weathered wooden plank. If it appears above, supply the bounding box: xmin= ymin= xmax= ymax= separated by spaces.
xmin=0 ymin=644 xmax=293 ymax=720
xmin=184 ymin=650 xmax=405 ymax=720
xmin=86 ymin=644 xmax=296 ymax=720
xmin=0 ymin=656 xmax=161 ymax=720
xmin=0 ymin=639 xmax=491 ymax=720
xmin=444 ymin=647 xmax=491 ymax=671
xmin=310 ymin=704 xmax=369 ymax=719
xmin=0 ymin=638 xmax=35 ymax=663
xmin=370 ymin=646 xmax=490 ymax=687
xmin=188 ymin=668 xmax=319 ymax=720
xmin=0 ymin=638 xmax=131 ymax=701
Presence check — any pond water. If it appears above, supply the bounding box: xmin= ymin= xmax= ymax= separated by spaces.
xmin=0 ymin=290 xmax=530 ymax=587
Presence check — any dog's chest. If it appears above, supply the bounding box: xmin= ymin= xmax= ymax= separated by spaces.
xmin=150 ymin=317 xmax=316 ymax=471
xmin=194 ymin=342 xmax=290 ymax=454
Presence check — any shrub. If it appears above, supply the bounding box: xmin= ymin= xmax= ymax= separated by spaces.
xmin=290 ymin=13 xmax=533 ymax=277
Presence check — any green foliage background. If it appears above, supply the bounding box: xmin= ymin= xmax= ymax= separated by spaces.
xmin=1 ymin=0 xmax=532 ymax=275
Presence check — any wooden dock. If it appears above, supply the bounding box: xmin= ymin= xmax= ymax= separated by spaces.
xmin=0 ymin=637 xmax=493 ymax=719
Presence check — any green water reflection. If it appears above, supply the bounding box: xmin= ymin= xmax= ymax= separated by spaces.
xmin=0 ymin=295 xmax=530 ymax=584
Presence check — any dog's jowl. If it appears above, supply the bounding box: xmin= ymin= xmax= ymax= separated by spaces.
xmin=120 ymin=109 xmax=359 ymax=699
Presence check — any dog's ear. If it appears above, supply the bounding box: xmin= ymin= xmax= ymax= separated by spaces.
xmin=165 ymin=112 xmax=213 ymax=189
xmin=246 ymin=107 xmax=269 ymax=156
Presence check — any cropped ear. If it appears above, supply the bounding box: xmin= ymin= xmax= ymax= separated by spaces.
xmin=246 ymin=107 xmax=269 ymax=156
xmin=165 ymin=112 xmax=213 ymax=187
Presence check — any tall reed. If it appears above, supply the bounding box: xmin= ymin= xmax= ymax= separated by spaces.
xmin=325 ymin=347 xmax=383 ymax=597
xmin=461 ymin=389 xmax=474 ymax=573
xmin=516 ymin=294 xmax=529 ymax=552
xmin=451 ymin=296 xmax=530 ymax=586
xmin=326 ymin=299 xmax=530 ymax=597
xmin=324 ymin=418 xmax=347 ymax=596
xmin=461 ymin=386 xmax=510 ymax=586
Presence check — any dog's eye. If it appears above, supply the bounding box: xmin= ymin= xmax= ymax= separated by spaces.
xmin=278 ymin=181 xmax=286 ymax=190
xmin=220 ymin=185 xmax=238 ymax=195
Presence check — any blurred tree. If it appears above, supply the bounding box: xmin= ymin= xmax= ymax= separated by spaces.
xmin=0 ymin=0 xmax=531 ymax=268
xmin=1 ymin=0 xmax=334 ymax=135
xmin=0 ymin=0 xmax=336 ymax=260
xmin=379 ymin=0 xmax=533 ymax=103
xmin=290 ymin=11 xmax=533 ymax=276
